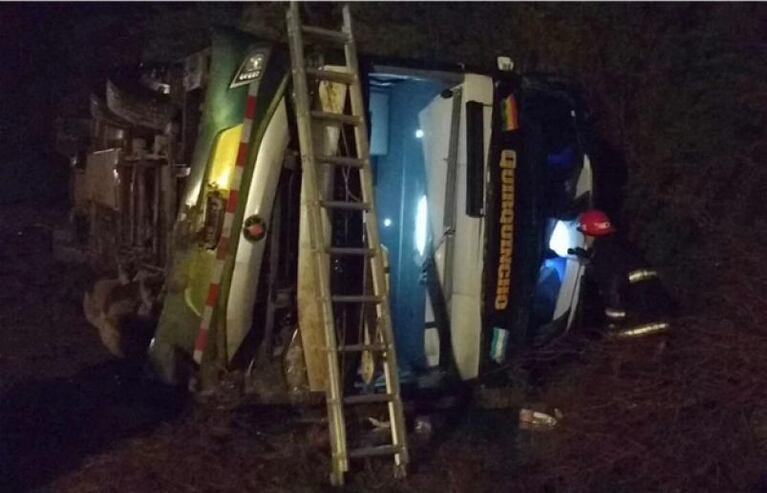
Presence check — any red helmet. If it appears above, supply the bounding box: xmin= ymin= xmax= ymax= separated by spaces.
xmin=578 ymin=209 xmax=615 ymax=237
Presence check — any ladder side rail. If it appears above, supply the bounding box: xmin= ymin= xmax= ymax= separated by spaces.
xmin=341 ymin=5 xmax=409 ymax=467
xmin=287 ymin=3 xmax=349 ymax=477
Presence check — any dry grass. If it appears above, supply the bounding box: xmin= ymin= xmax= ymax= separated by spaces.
xmin=7 ymin=3 xmax=767 ymax=489
xmin=5 ymin=207 xmax=767 ymax=492
xmin=523 ymin=319 xmax=767 ymax=492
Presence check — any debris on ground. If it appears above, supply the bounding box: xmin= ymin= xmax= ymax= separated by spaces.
xmin=3 ymin=204 xmax=767 ymax=492
xmin=518 ymin=408 xmax=561 ymax=432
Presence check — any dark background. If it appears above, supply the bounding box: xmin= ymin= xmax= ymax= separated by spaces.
xmin=2 ymin=2 xmax=765 ymax=304
xmin=0 ymin=3 xmax=766 ymax=490
xmin=0 ymin=3 xmax=241 ymax=203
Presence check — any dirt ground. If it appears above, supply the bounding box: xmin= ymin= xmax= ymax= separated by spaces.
xmin=2 ymin=204 xmax=767 ymax=493
xmin=0 ymin=204 xmax=528 ymax=493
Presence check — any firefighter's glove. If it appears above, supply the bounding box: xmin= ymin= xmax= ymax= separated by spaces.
xmin=568 ymin=246 xmax=593 ymax=260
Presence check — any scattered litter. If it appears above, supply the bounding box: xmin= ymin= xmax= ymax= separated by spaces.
xmin=518 ymin=408 xmax=561 ymax=431
xmin=414 ymin=415 xmax=433 ymax=436
xmin=368 ymin=416 xmax=391 ymax=430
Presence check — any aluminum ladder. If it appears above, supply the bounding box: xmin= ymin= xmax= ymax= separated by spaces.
xmin=286 ymin=2 xmax=408 ymax=486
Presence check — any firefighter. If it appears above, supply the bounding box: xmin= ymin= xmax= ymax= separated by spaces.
xmin=577 ymin=209 xmax=674 ymax=338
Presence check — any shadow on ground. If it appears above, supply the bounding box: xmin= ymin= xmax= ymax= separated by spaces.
xmin=0 ymin=361 xmax=187 ymax=492
xmin=0 ymin=204 xmax=186 ymax=491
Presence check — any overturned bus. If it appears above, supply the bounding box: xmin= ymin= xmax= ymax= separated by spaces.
xmin=124 ymin=25 xmax=601 ymax=398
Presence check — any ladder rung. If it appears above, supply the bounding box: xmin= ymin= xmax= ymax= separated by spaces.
xmin=320 ymin=200 xmax=370 ymax=211
xmin=306 ymin=68 xmax=356 ymax=85
xmin=316 ymin=155 xmax=366 ymax=169
xmin=289 ymin=6 xmax=409 ymax=484
xmin=301 ymin=25 xmax=350 ymax=44
xmin=331 ymin=295 xmax=382 ymax=303
xmin=337 ymin=343 xmax=388 ymax=352
xmin=311 ymin=111 xmax=362 ymax=126
xmin=327 ymin=247 xmax=375 ymax=256
xmin=344 ymin=393 xmax=394 ymax=405
xmin=348 ymin=445 xmax=401 ymax=459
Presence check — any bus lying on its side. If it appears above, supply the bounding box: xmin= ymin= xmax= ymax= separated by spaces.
xmin=59 ymin=25 xmax=601 ymax=397
xmin=122 ymin=27 xmax=600 ymax=397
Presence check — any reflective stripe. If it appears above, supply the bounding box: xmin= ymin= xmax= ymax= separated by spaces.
xmin=605 ymin=307 xmax=627 ymax=319
xmin=192 ymin=82 xmax=259 ymax=365
xmin=612 ymin=321 xmax=670 ymax=338
xmin=490 ymin=327 xmax=510 ymax=364
xmin=628 ymin=269 xmax=658 ymax=284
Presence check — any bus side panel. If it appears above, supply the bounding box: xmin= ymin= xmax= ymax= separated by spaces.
xmin=481 ymin=79 xmax=544 ymax=374
xmin=226 ymin=99 xmax=289 ymax=360
xmin=448 ymin=74 xmax=493 ymax=380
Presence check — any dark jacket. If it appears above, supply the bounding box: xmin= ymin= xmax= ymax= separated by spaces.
xmin=588 ymin=236 xmax=674 ymax=336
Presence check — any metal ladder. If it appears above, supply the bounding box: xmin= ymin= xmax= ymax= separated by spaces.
xmin=286 ymin=2 xmax=408 ymax=486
